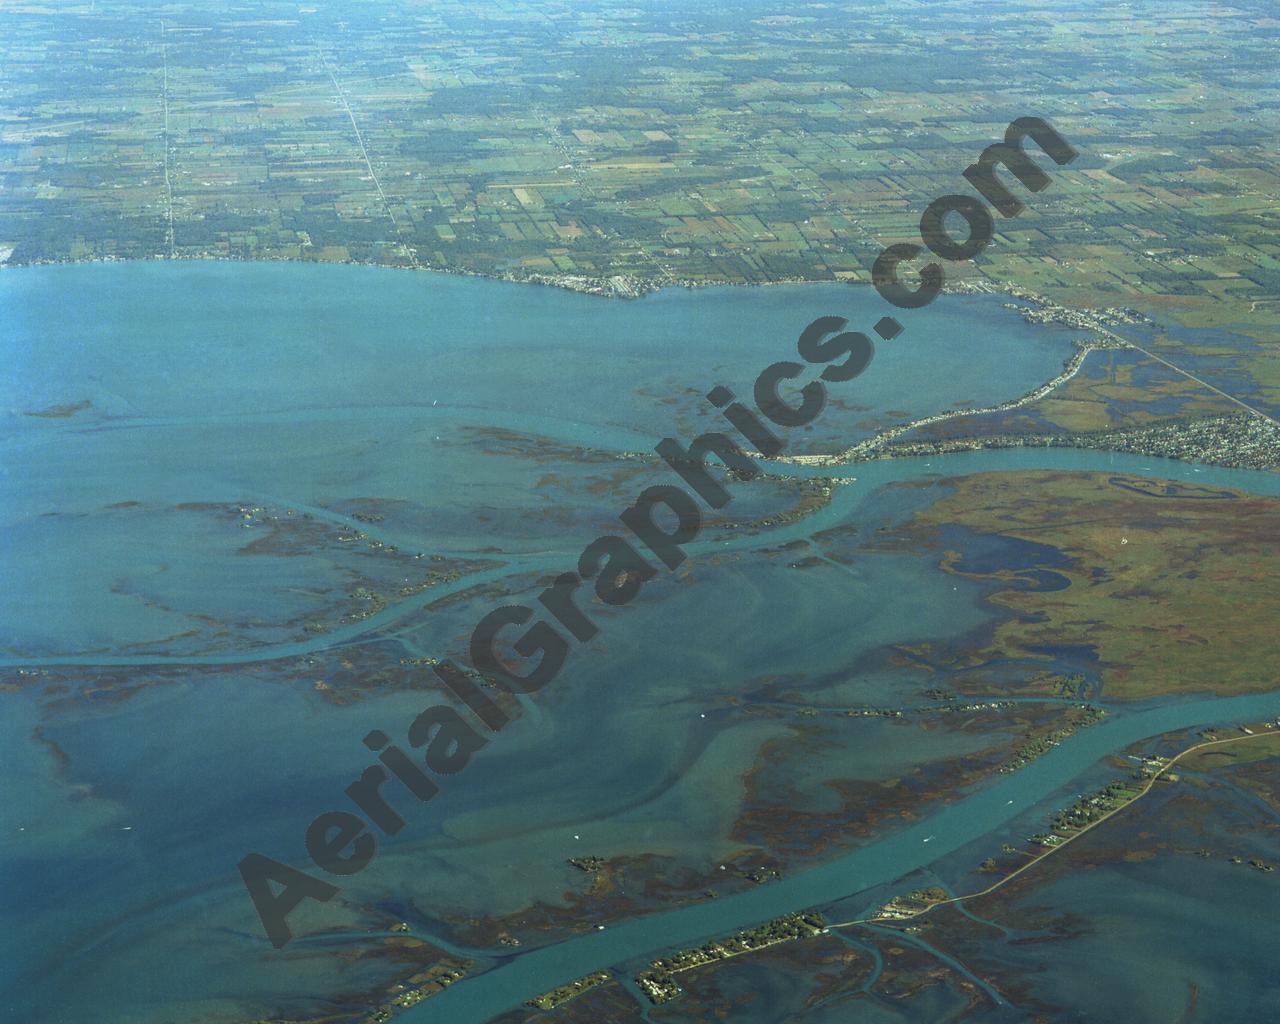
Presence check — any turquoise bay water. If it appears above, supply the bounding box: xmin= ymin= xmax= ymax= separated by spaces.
xmin=2 ymin=262 xmax=1277 ymax=1023
xmin=1 ymin=261 xmax=1084 ymax=659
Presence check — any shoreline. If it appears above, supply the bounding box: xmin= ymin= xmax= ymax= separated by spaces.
xmin=0 ymin=249 xmax=1099 ymax=311
xmin=0 ymin=249 xmax=845 ymax=299
xmin=13 ymin=251 xmax=1265 ymax=479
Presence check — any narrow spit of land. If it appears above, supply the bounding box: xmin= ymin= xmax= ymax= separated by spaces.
xmin=738 ymin=280 xmax=1280 ymax=473
xmin=829 ymin=723 xmax=1280 ymax=930
xmin=760 ymin=341 xmax=1107 ymax=468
